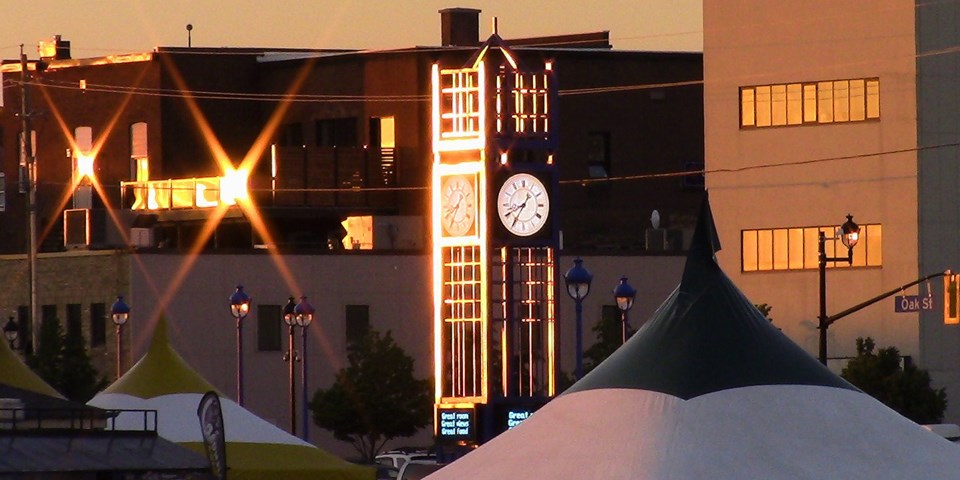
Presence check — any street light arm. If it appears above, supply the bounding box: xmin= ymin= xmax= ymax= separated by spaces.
xmin=824 ymin=271 xmax=948 ymax=328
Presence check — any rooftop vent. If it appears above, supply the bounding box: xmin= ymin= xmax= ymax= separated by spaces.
xmin=440 ymin=8 xmax=480 ymax=46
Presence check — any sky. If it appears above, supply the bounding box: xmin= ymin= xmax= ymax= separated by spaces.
xmin=0 ymin=0 xmax=702 ymax=59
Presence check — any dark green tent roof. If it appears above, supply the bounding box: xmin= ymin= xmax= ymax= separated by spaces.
xmin=566 ymin=193 xmax=856 ymax=400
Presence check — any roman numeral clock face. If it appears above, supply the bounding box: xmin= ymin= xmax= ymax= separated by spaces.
xmin=497 ymin=173 xmax=550 ymax=237
xmin=440 ymin=174 xmax=477 ymax=237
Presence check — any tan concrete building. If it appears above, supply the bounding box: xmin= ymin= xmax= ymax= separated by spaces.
xmin=705 ymin=0 xmax=960 ymax=421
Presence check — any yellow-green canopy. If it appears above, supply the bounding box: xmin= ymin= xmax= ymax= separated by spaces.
xmin=90 ymin=316 xmax=373 ymax=480
xmin=0 ymin=332 xmax=63 ymax=398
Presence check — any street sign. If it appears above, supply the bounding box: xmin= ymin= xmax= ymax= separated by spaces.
xmin=895 ymin=295 xmax=934 ymax=313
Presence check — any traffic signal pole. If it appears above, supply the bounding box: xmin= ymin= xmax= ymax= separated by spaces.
xmin=823 ymin=270 xmax=948 ymax=331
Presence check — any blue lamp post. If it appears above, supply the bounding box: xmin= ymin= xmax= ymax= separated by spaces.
xmin=564 ymin=258 xmax=593 ymax=380
xmin=110 ymin=296 xmax=130 ymax=379
xmin=229 ymin=285 xmax=251 ymax=406
xmin=294 ymin=296 xmax=315 ymax=441
xmin=613 ymin=277 xmax=637 ymax=344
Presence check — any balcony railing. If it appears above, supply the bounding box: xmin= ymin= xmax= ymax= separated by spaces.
xmin=121 ymin=176 xmax=230 ymax=211
xmin=0 ymin=407 xmax=158 ymax=433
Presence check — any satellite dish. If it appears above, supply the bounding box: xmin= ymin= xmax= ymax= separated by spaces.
xmin=651 ymin=210 xmax=661 ymax=229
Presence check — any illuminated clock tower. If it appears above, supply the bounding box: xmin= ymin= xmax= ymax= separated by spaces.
xmin=432 ymin=34 xmax=559 ymax=452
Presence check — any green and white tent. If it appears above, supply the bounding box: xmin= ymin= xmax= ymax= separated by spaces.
xmin=89 ymin=317 xmax=372 ymax=480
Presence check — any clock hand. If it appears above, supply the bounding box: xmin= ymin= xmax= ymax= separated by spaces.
xmin=512 ymin=198 xmax=530 ymax=226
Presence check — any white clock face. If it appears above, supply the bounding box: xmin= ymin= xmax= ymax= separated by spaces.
xmin=497 ymin=173 xmax=550 ymax=237
xmin=440 ymin=175 xmax=477 ymax=237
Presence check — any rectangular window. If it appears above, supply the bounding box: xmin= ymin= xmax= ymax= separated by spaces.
xmin=742 ymin=230 xmax=758 ymax=272
xmin=866 ymin=79 xmax=880 ymax=119
xmin=755 ymin=86 xmax=772 ymax=127
xmin=803 ymin=83 xmax=818 ymax=123
xmin=90 ymin=303 xmax=106 ymax=347
xmin=346 ymin=305 xmax=370 ymax=346
xmin=788 ymin=228 xmax=804 ymax=269
xmin=742 ymin=223 xmax=882 ymax=272
xmin=587 ymin=132 xmax=611 ymax=178
xmin=849 ymin=79 xmax=866 ymax=121
xmin=741 ymin=87 xmax=755 ymax=127
xmin=833 ymin=80 xmax=850 ymax=122
xmin=772 ymin=229 xmax=789 ymax=270
xmin=131 ymin=122 xmax=148 ymax=182
xmin=278 ymin=123 xmax=304 ymax=147
xmin=257 ymin=304 xmax=281 ymax=351
xmin=771 ymin=84 xmax=787 ymax=126
xmin=17 ymin=305 xmax=30 ymax=354
xmin=41 ymin=305 xmax=57 ymax=336
xmin=66 ymin=304 xmax=82 ymax=339
xmin=865 ymin=224 xmax=883 ymax=266
xmin=371 ymin=117 xmax=397 ymax=187
xmin=787 ymin=84 xmax=803 ymax=125
xmin=757 ymin=229 xmax=773 ymax=271
xmin=316 ymin=118 xmax=359 ymax=147
xmin=817 ymin=81 xmax=833 ymax=123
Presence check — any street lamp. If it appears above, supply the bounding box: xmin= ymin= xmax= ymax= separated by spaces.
xmin=229 ymin=285 xmax=251 ymax=406
xmin=614 ymin=277 xmax=637 ymax=344
xmin=564 ymin=258 xmax=593 ymax=380
xmin=3 ymin=317 xmax=18 ymax=349
xmin=818 ymin=214 xmax=860 ymax=366
xmin=110 ymin=296 xmax=130 ymax=379
xmin=294 ymin=296 xmax=315 ymax=441
xmin=282 ymin=296 xmax=298 ymax=435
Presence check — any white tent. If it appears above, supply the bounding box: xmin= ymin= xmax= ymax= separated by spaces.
xmin=429 ymin=195 xmax=960 ymax=479
xmin=90 ymin=317 xmax=372 ymax=480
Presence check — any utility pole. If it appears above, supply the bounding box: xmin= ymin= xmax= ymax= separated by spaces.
xmin=19 ymin=45 xmax=38 ymax=353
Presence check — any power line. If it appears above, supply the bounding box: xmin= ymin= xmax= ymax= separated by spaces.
xmin=37 ymin=142 xmax=960 ymax=194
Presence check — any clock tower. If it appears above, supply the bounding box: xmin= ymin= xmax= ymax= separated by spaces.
xmin=431 ymin=33 xmax=559 ymax=452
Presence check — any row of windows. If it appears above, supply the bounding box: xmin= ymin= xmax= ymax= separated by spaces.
xmin=256 ymin=304 xmax=371 ymax=351
xmin=742 ymin=224 xmax=882 ymax=272
xmin=6 ymin=303 xmax=372 ymax=354
xmin=741 ymin=78 xmax=880 ymax=128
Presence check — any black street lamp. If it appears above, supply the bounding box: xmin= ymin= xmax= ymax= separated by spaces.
xmin=282 ymin=296 xmax=298 ymax=435
xmin=229 ymin=285 xmax=252 ymax=406
xmin=564 ymin=258 xmax=593 ymax=380
xmin=110 ymin=296 xmax=130 ymax=379
xmin=3 ymin=317 xmax=18 ymax=350
xmin=294 ymin=296 xmax=315 ymax=441
xmin=818 ymin=214 xmax=860 ymax=366
xmin=614 ymin=277 xmax=637 ymax=344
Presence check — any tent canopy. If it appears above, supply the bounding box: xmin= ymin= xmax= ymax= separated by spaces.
xmin=90 ymin=317 xmax=373 ymax=480
xmin=0 ymin=333 xmax=63 ymax=398
xmin=428 ymin=193 xmax=960 ymax=479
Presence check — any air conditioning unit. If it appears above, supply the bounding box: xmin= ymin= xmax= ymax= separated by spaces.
xmin=130 ymin=227 xmax=154 ymax=248
xmin=645 ymin=228 xmax=667 ymax=251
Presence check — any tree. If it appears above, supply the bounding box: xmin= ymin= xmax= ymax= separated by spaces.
xmin=26 ymin=316 xmax=108 ymax=403
xmin=27 ymin=316 xmax=65 ymax=385
xmin=841 ymin=337 xmax=947 ymax=424
xmin=582 ymin=307 xmax=634 ymax=374
xmin=755 ymin=303 xmax=773 ymax=322
xmin=311 ymin=329 xmax=432 ymax=463
xmin=59 ymin=323 xmax=109 ymax=402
